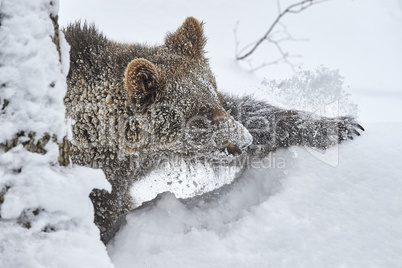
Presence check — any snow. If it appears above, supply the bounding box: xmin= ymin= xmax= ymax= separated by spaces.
xmin=130 ymin=159 xmax=243 ymax=206
xmin=0 ymin=0 xmax=65 ymax=143
xmin=0 ymin=0 xmax=113 ymax=267
xmin=108 ymin=123 xmax=402 ymax=267
xmin=259 ymin=67 xmax=359 ymax=117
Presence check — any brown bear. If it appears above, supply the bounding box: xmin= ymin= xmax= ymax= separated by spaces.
xmin=63 ymin=17 xmax=363 ymax=243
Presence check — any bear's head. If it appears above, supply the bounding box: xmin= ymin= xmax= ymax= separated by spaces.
xmin=119 ymin=17 xmax=252 ymax=159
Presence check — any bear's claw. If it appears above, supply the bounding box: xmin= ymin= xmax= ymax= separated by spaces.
xmin=338 ymin=117 xmax=364 ymax=142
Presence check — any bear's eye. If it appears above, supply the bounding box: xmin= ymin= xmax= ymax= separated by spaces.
xmin=203 ymin=109 xmax=213 ymax=121
xmin=193 ymin=108 xmax=211 ymax=121
xmin=186 ymin=108 xmax=213 ymax=130
xmin=196 ymin=107 xmax=230 ymax=125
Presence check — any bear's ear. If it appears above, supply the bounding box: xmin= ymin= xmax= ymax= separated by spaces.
xmin=165 ymin=17 xmax=207 ymax=59
xmin=124 ymin=58 xmax=159 ymax=105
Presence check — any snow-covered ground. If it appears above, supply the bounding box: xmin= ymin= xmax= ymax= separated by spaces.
xmin=1 ymin=0 xmax=400 ymax=267
xmin=107 ymin=122 xmax=402 ymax=267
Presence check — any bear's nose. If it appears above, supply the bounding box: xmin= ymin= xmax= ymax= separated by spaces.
xmin=221 ymin=142 xmax=241 ymax=155
xmin=194 ymin=107 xmax=251 ymax=156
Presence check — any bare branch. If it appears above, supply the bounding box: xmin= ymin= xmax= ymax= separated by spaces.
xmin=236 ymin=0 xmax=330 ymax=65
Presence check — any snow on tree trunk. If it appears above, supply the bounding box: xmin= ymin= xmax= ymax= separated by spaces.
xmin=0 ymin=0 xmax=113 ymax=267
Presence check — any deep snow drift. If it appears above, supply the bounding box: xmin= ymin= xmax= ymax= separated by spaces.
xmin=108 ymin=122 xmax=402 ymax=267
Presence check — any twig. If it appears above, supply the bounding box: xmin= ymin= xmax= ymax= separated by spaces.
xmin=236 ymin=0 xmax=330 ymax=63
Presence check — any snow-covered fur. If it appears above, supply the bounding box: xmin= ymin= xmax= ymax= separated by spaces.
xmin=222 ymin=95 xmax=364 ymax=158
xmin=63 ymin=17 xmax=363 ymax=242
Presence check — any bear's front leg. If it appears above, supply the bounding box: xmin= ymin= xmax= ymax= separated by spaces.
xmin=90 ymin=180 xmax=134 ymax=244
xmin=221 ymin=94 xmax=364 ymax=155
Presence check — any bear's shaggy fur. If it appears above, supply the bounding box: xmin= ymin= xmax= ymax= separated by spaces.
xmin=63 ymin=17 xmax=363 ymax=242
